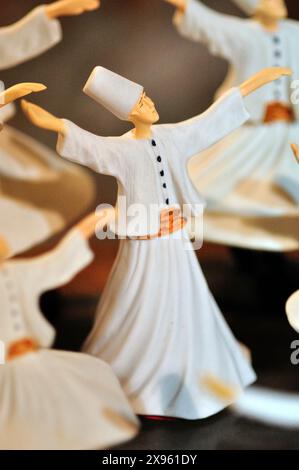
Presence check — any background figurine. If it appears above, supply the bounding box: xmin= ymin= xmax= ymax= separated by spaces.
xmin=163 ymin=0 xmax=299 ymax=303
xmin=285 ymin=290 xmax=299 ymax=333
xmin=0 ymin=208 xmax=139 ymax=450
xmin=0 ymin=0 xmax=101 ymax=256
xmin=284 ymin=142 xmax=299 ymax=333
xmin=22 ymin=65 xmax=288 ymax=420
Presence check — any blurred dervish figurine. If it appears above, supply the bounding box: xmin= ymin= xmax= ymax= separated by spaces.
xmin=0 ymin=208 xmax=139 ymax=450
xmin=163 ymin=0 xmax=299 ymax=252
xmin=22 ymin=65 xmax=289 ymax=419
xmin=0 ymin=0 xmax=101 ymax=256
xmin=286 ymin=290 xmax=299 ymax=333
xmin=284 ymin=143 xmax=299 ymax=334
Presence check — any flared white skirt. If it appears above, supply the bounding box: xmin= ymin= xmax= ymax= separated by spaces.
xmin=189 ymin=121 xmax=299 ymax=251
xmin=84 ymin=230 xmax=256 ymax=420
xmin=0 ymin=349 xmax=139 ymax=450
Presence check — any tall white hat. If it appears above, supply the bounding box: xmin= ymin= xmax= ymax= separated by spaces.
xmin=83 ymin=66 xmax=144 ymax=121
xmin=232 ymin=0 xmax=259 ymax=15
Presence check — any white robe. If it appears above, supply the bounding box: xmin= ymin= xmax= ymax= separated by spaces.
xmin=0 ymin=6 xmax=95 ymax=256
xmin=56 ymin=88 xmax=256 ymax=419
xmin=0 ymin=6 xmax=61 ymax=70
xmin=175 ymin=0 xmax=299 ymax=251
xmin=0 ymin=229 xmax=139 ymax=450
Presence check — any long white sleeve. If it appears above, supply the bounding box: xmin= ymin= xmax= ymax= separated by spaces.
xmin=0 ymin=6 xmax=62 ymax=70
xmin=174 ymin=0 xmax=247 ymax=60
xmin=170 ymin=87 xmax=249 ymax=161
xmin=57 ymin=119 xmax=129 ymax=183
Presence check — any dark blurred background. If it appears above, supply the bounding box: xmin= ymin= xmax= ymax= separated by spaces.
xmin=1 ymin=1 xmax=299 ymax=449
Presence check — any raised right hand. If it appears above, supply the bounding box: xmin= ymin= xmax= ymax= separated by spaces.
xmin=21 ymin=100 xmax=66 ymax=135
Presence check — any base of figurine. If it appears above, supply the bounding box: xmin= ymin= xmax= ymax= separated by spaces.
xmin=142 ymin=415 xmax=178 ymax=422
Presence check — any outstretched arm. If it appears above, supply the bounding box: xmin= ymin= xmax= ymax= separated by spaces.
xmin=21 ymin=100 xmax=127 ymax=180
xmin=164 ymin=0 xmax=247 ymax=61
xmin=239 ymin=67 xmax=291 ymax=97
xmin=0 ymin=1 xmax=100 ymax=71
xmin=46 ymin=0 xmax=100 ymax=19
xmin=24 ymin=207 xmax=113 ymax=293
xmin=172 ymin=67 xmax=291 ymax=160
xmin=291 ymin=144 xmax=299 ymax=164
xmin=21 ymin=100 xmax=66 ymax=135
xmin=0 ymin=83 xmax=46 ymax=130
xmin=0 ymin=83 xmax=46 ymax=108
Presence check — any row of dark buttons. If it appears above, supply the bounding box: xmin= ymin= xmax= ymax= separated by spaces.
xmin=272 ymin=36 xmax=283 ymax=101
xmin=152 ymin=140 xmax=169 ymax=205
xmin=2 ymin=270 xmax=24 ymax=332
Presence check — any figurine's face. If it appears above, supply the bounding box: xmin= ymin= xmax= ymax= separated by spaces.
xmin=0 ymin=236 xmax=10 ymax=262
xmin=256 ymin=0 xmax=287 ymax=20
xmin=129 ymin=92 xmax=160 ymax=125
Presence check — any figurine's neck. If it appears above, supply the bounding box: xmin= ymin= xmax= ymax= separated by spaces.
xmin=254 ymin=13 xmax=280 ymax=32
xmin=132 ymin=121 xmax=152 ymax=140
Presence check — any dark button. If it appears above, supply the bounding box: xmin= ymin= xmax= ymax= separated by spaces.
xmin=157 ymin=156 xmax=162 ymax=163
xmin=274 ymin=50 xmax=282 ymax=58
xmin=151 ymin=140 xmax=156 ymax=147
xmin=10 ymin=309 xmax=19 ymax=317
xmin=160 ymin=170 xmax=164 ymax=177
xmin=163 ymin=183 xmax=167 ymax=189
xmin=273 ymin=36 xmax=280 ymax=43
xmin=165 ymin=199 xmax=169 ymax=205
xmin=13 ymin=324 xmax=22 ymax=331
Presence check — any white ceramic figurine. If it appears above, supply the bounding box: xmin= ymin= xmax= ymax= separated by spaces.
xmin=22 ymin=66 xmax=289 ymax=419
xmin=164 ymin=0 xmax=299 ymax=251
xmin=0 ymin=209 xmax=139 ymax=450
xmin=0 ymin=1 xmax=101 ymax=256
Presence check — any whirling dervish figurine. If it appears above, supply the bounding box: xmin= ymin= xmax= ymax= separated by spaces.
xmin=0 ymin=208 xmax=139 ymax=450
xmin=22 ymin=65 xmax=289 ymax=419
xmin=284 ymin=143 xmax=299 ymax=334
xmin=163 ymin=0 xmax=299 ymax=252
xmin=0 ymin=0 xmax=100 ymax=256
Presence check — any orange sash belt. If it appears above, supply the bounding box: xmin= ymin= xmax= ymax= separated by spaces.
xmin=134 ymin=208 xmax=186 ymax=241
xmin=263 ymin=102 xmax=295 ymax=123
xmin=7 ymin=338 xmax=38 ymax=362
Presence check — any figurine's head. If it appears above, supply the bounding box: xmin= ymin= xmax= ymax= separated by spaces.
xmin=255 ymin=0 xmax=287 ymax=20
xmin=83 ymin=66 xmax=159 ymax=125
xmin=128 ymin=92 xmax=159 ymax=126
xmin=0 ymin=236 xmax=10 ymax=262
xmin=233 ymin=0 xmax=287 ymax=19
